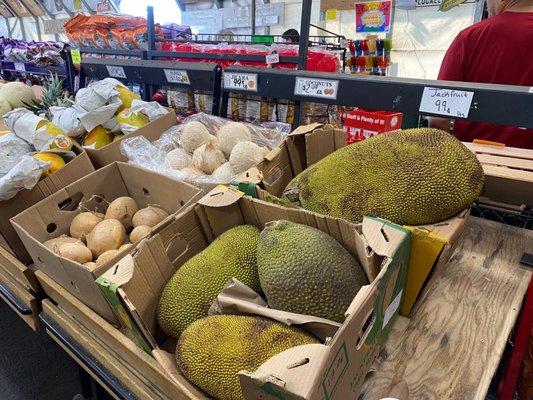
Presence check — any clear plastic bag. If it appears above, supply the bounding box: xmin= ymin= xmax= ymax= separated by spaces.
xmin=121 ymin=113 xmax=290 ymax=188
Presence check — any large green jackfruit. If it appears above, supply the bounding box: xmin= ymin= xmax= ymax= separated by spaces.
xmin=176 ymin=315 xmax=319 ymax=400
xmin=157 ymin=225 xmax=261 ymax=338
xmin=283 ymin=128 xmax=484 ymax=225
xmin=257 ymin=220 xmax=367 ymax=322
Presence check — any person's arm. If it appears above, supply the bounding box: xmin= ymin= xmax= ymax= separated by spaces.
xmin=429 ymin=33 xmax=467 ymax=131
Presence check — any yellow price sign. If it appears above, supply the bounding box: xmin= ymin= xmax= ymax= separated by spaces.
xmin=325 ymin=8 xmax=338 ymax=20
xmin=70 ymin=49 xmax=81 ymax=65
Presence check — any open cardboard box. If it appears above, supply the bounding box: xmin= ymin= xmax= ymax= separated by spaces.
xmin=249 ymin=123 xmax=469 ymax=316
xmin=11 ymin=162 xmax=203 ymax=323
xmin=96 ymin=185 xmax=411 ymax=399
xmin=85 ymin=108 xmax=177 ymax=169
xmin=0 ymin=145 xmax=94 ymax=266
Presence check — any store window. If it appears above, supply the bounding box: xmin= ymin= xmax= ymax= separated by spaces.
xmin=120 ymin=0 xmax=182 ymax=24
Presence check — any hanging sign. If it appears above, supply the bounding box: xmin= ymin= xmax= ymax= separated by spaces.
xmin=419 ymin=87 xmax=474 ymax=118
xmin=355 ymin=0 xmax=392 ymax=33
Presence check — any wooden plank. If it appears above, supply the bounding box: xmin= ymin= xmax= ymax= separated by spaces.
xmin=0 ymin=245 xmax=40 ymax=293
xmin=42 ymin=301 xmax=162 ymax=400
xmin=477 ymin=153 xmax=533 ymax=171
xmin=361 ymin=217 xmax=533 ymax=400
xmin=464 ymin=142 xmax=533 ymax=161
xmin=36 ymin=271 xmax=201 ymax=400
xmin=0 ymin=266 xmax=39 ymax=330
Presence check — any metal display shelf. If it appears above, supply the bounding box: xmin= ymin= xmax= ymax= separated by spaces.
xmin=78 ymin=47 xmax=146 ymax=58
xmin=221 ymin=67 xmax=533 ymax=128
xmin=0 ymin=60 xmax=68 ymax=77
xmin=79 ymin=58 xmax=222 ymax=115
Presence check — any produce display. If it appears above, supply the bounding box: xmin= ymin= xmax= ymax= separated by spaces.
xmin=0 ymin=81 xmax=37 ymax=116
xmin=282 ymin=128 xmax=484 ymax=225
xmin=121 ymin=113 xmax=289 ymax=186
xmin=44 ymin=196 xmax=168 ymax=269
xmin=176 ymin=315 xmax=319 ymax=400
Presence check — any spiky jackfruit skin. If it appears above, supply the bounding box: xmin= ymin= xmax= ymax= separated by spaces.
xmin=157 ymin=225 xmax=261 ymax=338
xmin=257 ymin=220 xmax=367 ymax=322
xmin=176 ymin=315 xmax=319 ymax=400
xmin=283 ymin=128 xmax=484 ymax=226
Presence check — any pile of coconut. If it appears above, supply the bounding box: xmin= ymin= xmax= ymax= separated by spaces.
xmin=165 ymin=120 xmax=270 ymax=182
xmin=43 ymin=197 xmax=169 ymax=270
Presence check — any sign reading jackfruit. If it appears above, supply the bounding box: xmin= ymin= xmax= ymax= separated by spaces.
xmin=223 ymin=72 xmax=258 ymax=92
xmin=419 ymin=87 xmax=474 ymax=118
xmin=106 ymin=65 xmax=127 ymax=79
xmin=294 ymin=77 xmax=339 ymax=100
xmin=164 ymin=69 xmax=190 ymax=85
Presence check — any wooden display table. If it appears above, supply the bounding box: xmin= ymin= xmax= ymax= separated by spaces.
xmin=36 ymin=217 xmax=532 ymax=400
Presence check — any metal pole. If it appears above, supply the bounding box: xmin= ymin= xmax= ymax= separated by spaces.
xmin=146 ymin=6 xmax=156 ymax=100
xmin=251 ymin=0 xmax=256 ymax=35
xmin=294 ymin=0 xmax=313 ymax=127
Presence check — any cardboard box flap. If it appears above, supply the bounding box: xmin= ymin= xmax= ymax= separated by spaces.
xmin=235 ymin=168 xmax=263 ymax=185
xmin=198 ymin=185 xmax=244 ymax=207
xmin=98 ymin=254 xmax=135 ymax=287
xmin=289 ymin=123 xmax=324 ymax=137
xmin=263 ymin=146 xmax=283 ymax=162
xmin=362 ymin=217 xmax=409 ymax=258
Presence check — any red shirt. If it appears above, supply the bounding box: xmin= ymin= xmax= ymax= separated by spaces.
xmin=438 ymin=11 xmax=533 ymax=149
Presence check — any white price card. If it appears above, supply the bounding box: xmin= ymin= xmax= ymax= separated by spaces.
xmin=164 ymin=69 xmax=190 ymax=84
xmin=14 ymin=62 xmax=26 ymax=72
xmin=294 ymin=77 xmax=339 ymax=100
xmin=419 ymin=87 xmax=474 ymax=118
xmin=266 ymin=53 xmax=279 ymax=64
xmin=223 ymin=72 xmax=258 ymax=92
xmin=106 ymin=65 xmax=127 ymax=79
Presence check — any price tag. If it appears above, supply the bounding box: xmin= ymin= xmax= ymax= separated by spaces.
xmin=266 ymin=52 xmax=279 ymax=65
xmin=294 ymin=77 xmax=339 ymax=100
xmin=14 ymin=62 xmax=26 ymax=72
xmin=223 ymin=72 xmax=258 ymax=92
xmin=419 ymin=87 xmax=474 ymax=118
xmin=164 ymin=69 xmax=190 ymax=84
xmin=340 ymin=38 xmax=348 ymax=49
xmin=106 ymin=65 xmax=126 ymax=79
xmin=70 ymin=49 xmax=81 ymax=65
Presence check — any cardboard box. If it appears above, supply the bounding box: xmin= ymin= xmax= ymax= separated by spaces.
xmin=343 ymin=109 xmax=403 ymax=144
xmin=0 ymin=146 xmax=94 ymax=265
xmin=11 ymin=162 xmax=203 ymax=323
xmin=252 ymin=124 xmax=469 ymax=315
xmin=85 ymin=109 xmax=177 ymax=169
xmin=97 ymin=185 xmax=411 ymax=399
xmin=463 ymin=142 xmax=533 ymax=207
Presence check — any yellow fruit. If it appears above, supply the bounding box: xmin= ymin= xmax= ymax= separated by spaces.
xmin=116 ymin=85 xmax=140 ymax=113
xmin=49 ymin=134 xmax=74 ymax=151
xmin=113 ymin=134 xmax=124 ymax=142
xmin=116 ymin=108 xmax=149 ymax=129
xmin=176 ymin=315 xmax=319 ymax=400
xmin=33 ymin=152 xmax=66 ymax=177
xmin=83 ymin=125 xmax=114 ymax=149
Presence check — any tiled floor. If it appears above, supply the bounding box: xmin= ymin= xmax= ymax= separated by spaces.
xmin=0 ymin=300 xmax=83 ymax=400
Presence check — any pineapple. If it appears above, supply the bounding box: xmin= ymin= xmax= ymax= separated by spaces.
xmin=23 ymin=73 xmax=75 ymax=119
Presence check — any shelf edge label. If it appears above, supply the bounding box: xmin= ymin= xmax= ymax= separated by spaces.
xmin=106 ymin=65 xmax=127 ymax=79
xmin=294 ymin=77 xmax=339 ymax=100
xmin=419 ymin=87 xmax=474 ymax=118
xmin=164 ymin=69 xmax=190 ymax=85
xmin=14 ymin=62 xmax=26 ymax=72
xmin=223 ymin=72 xmax=258 ymax=92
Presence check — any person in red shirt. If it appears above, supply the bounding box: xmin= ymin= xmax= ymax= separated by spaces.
xmin=430 ymin=0 xmax=533 ymax=149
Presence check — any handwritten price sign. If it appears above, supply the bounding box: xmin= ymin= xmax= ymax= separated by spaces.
xmin=106 ymin=65 xmax=126 ymax=79
xmin=294 ymin=77 xmax=339 ymax=100
xmin=419 ymin=87 xmax=474 ymax=118
xmin=164 ymin=69 xmax=190 ymax=85
xmin=223 ymin=72 xmax=258 ymax=92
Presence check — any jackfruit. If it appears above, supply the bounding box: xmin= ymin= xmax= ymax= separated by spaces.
xmin=283 ymin=128 xmax=484 ymax=225
xmin=176 ymin=315 xmax=319 ymax=400
xmin=157 ymin=225 xmax=261 ymax=338
xmin=257 ymin=220 xmax=367 ymax=322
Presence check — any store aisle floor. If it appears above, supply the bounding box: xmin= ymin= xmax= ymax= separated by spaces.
xmin=0 ymin=300 xmax=83 ymax=400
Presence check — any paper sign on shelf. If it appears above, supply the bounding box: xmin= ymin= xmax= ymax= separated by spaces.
xmin=14 ymin=62 xmax=26 ymax=72
xmin=419 ymin=87 xmax=474 ymax=118
xmin=106 ymin=65 xmax=127 ymax=79
xmin=266 ymin=52 xmax=279 ymax=64
xmin=223 ymin=72 xmax=258 ymax=92
xmin=70 ymin=49 xmax=81 ymax=65
xmin=294 ymin=77 xmax=339 ymax=100
xmin=164 ymin=69 xmax=190 ymax=84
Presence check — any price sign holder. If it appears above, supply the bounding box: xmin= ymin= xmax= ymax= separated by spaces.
xmin=70 ymin=49 xmax=82 ymax=66
xmin=266 ymin=52 xmax=280 ymax=65
xmin=294 ymin=76 xmax=339 ymax=100
xmin=106 ymin=65 xmax=127 ymax=79
xmin=223 ymin=72 xmax=258 ymax=92
xmin=14 ymin=62 xmax=26 ymax=72
xmin=164 ymin=69 xmax=190 ymax=85
xmin=419 ymin=87 xmax=474 ymax=118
